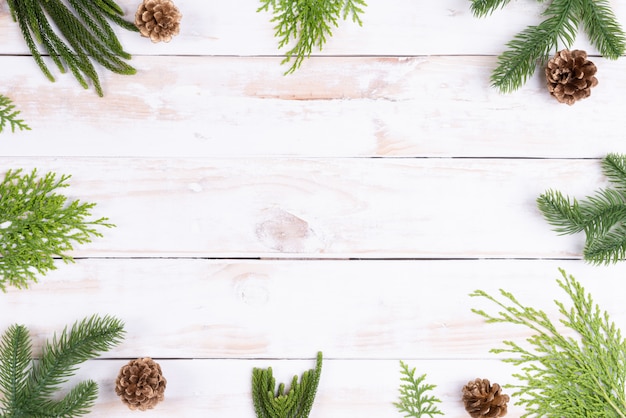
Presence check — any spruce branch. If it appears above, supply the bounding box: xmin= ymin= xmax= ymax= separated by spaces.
xmin=0 ymin=315 xmax=125 ymax=417
xmin=6 ymin=0 xmax=138 ymax=96
xmin=252 ymin=352 xmax=323 ymax=418
xmin=538 ymin=153 xmax=626 ymax=264
xmin=394 ymin=361 xmax=443 ymax=418
xmin=0 ymin=169 xmax=114 ymax=291
xmin=0 ymin=95 xmax=30 ymax=134
xmin=258 ymin=0 xmax=366 ymax=74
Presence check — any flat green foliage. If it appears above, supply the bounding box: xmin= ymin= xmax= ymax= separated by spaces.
xmin=394 ymin=361 xmax=443 ymax=418
xmin=0 ymin=96 xmax=29 ymax=134
xmin=6 ymin=0 xmax=138 ymax=96
xmin=258 ymin=0 xmax=366 ymax=74
xmin=0 ymin=169 xmax=114 ymax=291
xmin=471 ymin=269 xmax=626 ymax=417
xmin=469 ymin=0 xmax=625 ymax=93
xmin=252 ymin=352 xmax=323 ymax=418
xmin=0 ymin=315 xmax=125 ymax=417
xmin=538 ymin=153 xmax=626 ymax=264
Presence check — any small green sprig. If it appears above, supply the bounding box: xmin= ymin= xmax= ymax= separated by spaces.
xmin=0 ymin=169 xmax=114 ymax=291
xmin=0 ymin=95 xmax=29 ymax=133
xmin=470 ymin=0 xmax=625 ymax=92
xmin=252 ymin=352 xmax=323 ymax=418
xmin=0 ymin=315 xmax=125 ymax=417
xmin=258 ymin=0 xmax=366 ymax=74
xmin=538 ymin=153 xmax=626 ymax=264
xmin=471 ymin=269 xmax=626 ymax=417
xmin=6 ymin=0 xmax=138 ymax=96
xmin=394 ymin=361 xmax=443 ymax=418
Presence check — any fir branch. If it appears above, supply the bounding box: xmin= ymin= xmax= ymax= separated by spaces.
xmin=538 ymin=154 xmax=626 ymax=264
xmin=580 ymin=0 xmax=626 ymax=59
xmin=6 ymin=0 xmax=138 ymax=96
xmin=258 ymin=0 xmax=366 ymax=74
xmin=0 ymin=169 xmax=114 ymax=291
xmin=0 ymin=315 xmax=124 ymax=418
xmin=394 ymin=361 xmax=443 ymax=418
xmin=470 ymin=269 xmax=626 ymax=418
xmin=0 ymin=95 xmax=30 ymax=134
xmin=252 ymin=352 xmax=323 ymax=418
xmin=470 ymin=0 xmax=514 ymax=18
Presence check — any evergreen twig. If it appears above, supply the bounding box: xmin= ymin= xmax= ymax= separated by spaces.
xmin=252 ymin=352 xmax=323 ymax=418
xmin=0 ymin=315 xmax=125 ymax=417
xmin=470 ymin=269 xmax=626 ymax=417
xmin=257 ymin=0 xmax=366 ymax=74
xmin=394 ymin=361 xmax=443 ymax=418
xmin=0 ymin=169 xmax=114 ymax=291
xmin=6 ymin=0 xmax=139 ymax=96
xmin=0 ymin=95 xmax=29 ymax=134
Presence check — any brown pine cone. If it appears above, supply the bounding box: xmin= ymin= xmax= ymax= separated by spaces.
xmin=115 ymin=357 xmax=167 ymax=411
xmin=135 ymin=0 xmax=182 ymax=43
xmin=545 ymin=49 xmax=598 ymax=105
xmin=462 ymin=378 xmax=509 ymax=418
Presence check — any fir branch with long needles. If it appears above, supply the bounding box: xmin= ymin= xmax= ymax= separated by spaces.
xmin=0 ymin=95 xmax=29 ymax=134
xmin=469 ymin=0 xmax=625 ymax=93
xmin=395 ymin=361 xmax=443 ymax=418
xmin=470 ymin=269 xmax=626 ymax=417
xmin=538 ymin=153 xmax=626 ymax=264
xmin=6 ymin=0 xmax=139 ymax=96
xmin=258 ymin=0 xmax=367 ymax=74
xmin=0 ymin=315 xmax=125 ymax=417
xmin=252 ymin=352 xmax=323 ymax=418
xmin=0 ymin=169 xmax=114 ymax=291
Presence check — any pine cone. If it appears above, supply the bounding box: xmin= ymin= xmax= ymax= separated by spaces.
xmin=135 ymin=0 xmax=182 ymax=43
xmin=115 ymin=357 xmax=167 ymax=411
xmin=545 ymin=49 xmax=598 ymax=105
xmin=462 ymin=378 xmax=509 ymax=418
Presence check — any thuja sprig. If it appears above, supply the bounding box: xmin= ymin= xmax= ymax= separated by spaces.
xmin=538 ymin=153 xmax=626 ymax=264
xmin=471 ymin=269 xmax=626 ymax=417
xmin=0 ymin=169 xmax=114 ymax=291
xmin=0 ymin=315 xmax=125 ymax=417
xmin=394 ymin=361 xmax=443 ymax=418
xmin=0 ymin=95 xmax=30 ymax=134
xmin=6 ymin=0 xmax=139 ymax=96
xmin=258 ymin=0 xmax=367 ymax=74
xmin=470 ymin=0 xmax=625 ymax=93
xmin=252 ymin=352 xmax=323 ymax=418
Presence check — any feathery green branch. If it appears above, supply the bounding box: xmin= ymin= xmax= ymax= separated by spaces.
xmin=470 ymin=269 xmax=626 ymax=417
xmin=395 ymin=361 xmax=443 ymax=418
xmin=0 ymin=95 xmax=29 ymax=134
xmin=6 ymin=0 xmax=138 ymax=96
xmin=252 ymin=352 xmax=323 ymax=418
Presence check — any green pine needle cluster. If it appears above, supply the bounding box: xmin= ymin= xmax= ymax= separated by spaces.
xmin=0 ymin=95 xmax=30 ymax=134
xmin=471 ymin=269 xmax=626 ymax=417
xmin=0 ymin=315 xmax=125 ymax=417
xmin=0 ymin=169 xmax=114 ymax=291
xmin=252 ymin=352 xmax=323 ymax=418
xmin=538 ymin=153 xmax=626 ymax=264
xmin=6 ymin=0 xmax=139 ymax=96
xmin=258 ymin=0 xmax=367 ymax=74
xmin=394 ymin=361 xmax=443 ymax=418
xmin=470 ymin=0 xmax=625 ymax=93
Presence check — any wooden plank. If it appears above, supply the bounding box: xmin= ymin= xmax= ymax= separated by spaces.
xmin=1 ymin=55 xmax=624 ymax=158
xmin=0 ymin=0 xmax=619 ymax=56
xmin=4 ymin=259 xmax=625 ymax=358
xmin=66 ymin=358 xmax=525 ymax=417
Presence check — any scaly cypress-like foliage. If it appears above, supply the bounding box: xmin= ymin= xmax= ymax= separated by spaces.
xmin=471 ymin=269 xmax=626 ymax=417
xmin=6 ymin=0 xmax=138 ymax=96
xmin=0 ymin=315 xmax=125 ymax=417
xmin=252 ymin=352 xmax=323 ymax=418
xmin=258 ymin=0 xmax=366 ymax=74
xmin=395 ymin=361 xmax=443 ymax=418
xmin=0 ymin=169 xmax=114 ymax=291
xmin=538 ymin=153 xmax=626 ymax=264
xmin=470 ymin=0 xmax=625 ymax=93
xmin=0 ymin=95 xmax=29 ymax=134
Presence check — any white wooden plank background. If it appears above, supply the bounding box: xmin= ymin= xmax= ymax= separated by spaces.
xmin=2 ymin=0 xmax=626 ymax=416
